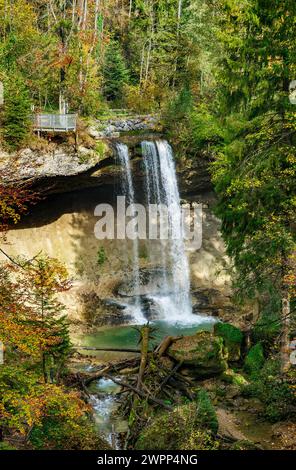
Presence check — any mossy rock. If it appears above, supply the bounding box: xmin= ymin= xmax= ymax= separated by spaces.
xmin=244 ymin=343 xmax=265 ymax=376
xmin=214 ymin=322 xmax=243 ymax=362
xmin=135 ymin=402 xmax=219 ymax=450
xmin=221 ymin=369 xmax=249 ymax=387
xmin=167 ymin=331 xmax=228 ymax=377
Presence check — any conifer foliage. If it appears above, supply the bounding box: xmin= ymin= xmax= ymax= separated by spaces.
xmin=2 ymin=74 xmax=31 ymax=150
xmin=103 ymin=41 xmax=129 ymax=102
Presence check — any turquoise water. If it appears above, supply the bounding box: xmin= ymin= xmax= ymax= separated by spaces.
xmin=78 ymin=319 xmax=215 ymax=359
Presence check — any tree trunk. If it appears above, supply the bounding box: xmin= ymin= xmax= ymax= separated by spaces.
xmin=280 ymin=296 xmax=291 ymax=374
xmin=137 ymin=325 xmax=150 ymax=390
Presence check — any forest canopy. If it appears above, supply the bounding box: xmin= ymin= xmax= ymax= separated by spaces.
xmin=0 ymin=0 xmax=295 ymax=453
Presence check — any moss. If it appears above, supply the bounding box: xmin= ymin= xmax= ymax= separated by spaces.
xmin=135 ymin=401 xmax=219 ymax=450
xmin=0 ymin=442 xmax=16 ymax=450
xmin=221 ymin=369 xmax=249 ymax=386
xmin=95 ymin=140 xmax=108 ymax=159
xmin=214 ymin=322 xmax=243 ymax=362
xmin=168 ymin=331 xmax=228 ymax=377
xmin=244 ymin=343 xmax=265 ymax=376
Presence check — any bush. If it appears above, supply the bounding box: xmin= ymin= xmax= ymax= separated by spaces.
xmin=97 ymin=247 xmax=106 ymax=266
xmin=0 ymin=442 xmax=16 ymax=450
xmin=214 ymin=322 xmax=243 ymax=361
xmin=29 ymin=416 xmax=109 ymax=450
xmin=135 ymin=401 xmax=219 ymax=450
xmin=196 ymin=389 xmax=218 ymax=434
xmin=242 ymin=359 xmax=295 ymax=422
xmin=252 ymin=300 xmax=281 ymax=347
xmin=244 ymin=343 xmax=265 ymax=376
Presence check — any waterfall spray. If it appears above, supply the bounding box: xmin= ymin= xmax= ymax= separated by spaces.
xmin=116 ymin=143 xmax=145 ymax=323
xmin=141 ymin=140 xmax=195 ymax=323
xmin=116 ymin=140 xmax=208 ymax=325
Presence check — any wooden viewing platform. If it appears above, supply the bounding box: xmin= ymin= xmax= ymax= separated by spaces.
xmin=32 ymin=113 xmax=77 ymax=132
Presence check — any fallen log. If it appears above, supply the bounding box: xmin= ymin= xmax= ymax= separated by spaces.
xmin=83 ymin=365 xmax=112 ymax=385
xmin=154 ymin=335 xmax=182 ymax=357
xmin=105 ymin=374 xmax=173 ymax=411
xmin=154 ymin=335 xmax=174 ymax=357
xmin=154 ymin=361 xmax=183 ymax=396
xmin=74 ymin=346 xmax=141 ymax=353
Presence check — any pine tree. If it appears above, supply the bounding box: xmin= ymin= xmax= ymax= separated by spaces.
xmin=2 ymin=74 xmax=32 ymax=150
xmin=103 ymin=41 xmax=129 ymax=102
xmin=211 ymin=0 xmax=296 ymax=372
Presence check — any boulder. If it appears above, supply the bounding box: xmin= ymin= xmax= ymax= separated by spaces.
xmin=167 ymin=331 xmax=228 ymax=376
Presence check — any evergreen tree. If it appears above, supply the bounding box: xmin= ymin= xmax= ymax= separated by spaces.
xmin=2 ymin=74 xmax=32 ymax=150
xmin=103 ymin=40 xmax=129 ymax=102
xmin=211 ymin=0 xmax=296 ymax=372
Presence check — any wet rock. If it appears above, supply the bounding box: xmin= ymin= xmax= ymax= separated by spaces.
xmin=117 ymin=267 xmax=172 ymax=297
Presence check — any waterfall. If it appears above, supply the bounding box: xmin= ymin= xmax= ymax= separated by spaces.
xmin=141 ymin=140 xmax=195 ymax=324
xmin=116 ymin=143 xmax=145 ymax=323
xmin=116 ymin=139 xmax=207 ymax=325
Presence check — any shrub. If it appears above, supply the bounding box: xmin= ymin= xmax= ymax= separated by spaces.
xmin=252 ymin=300 xmax=281 ymax=347
xmin=0 ymin=442 xmax=16 ymax=450
xmin=135 ymin=400 xmax=219 ymax=450
xmin=244 ymin=343 xmax=265 ymax=376
xmin=97 ymin=247 xmax=106 ymax=266
xmin=214 ymin=322 xmax=243 ymax=361
xmin=242 ymin=359 xmax=295 ymax=422
xmin=196 ymin=389 xmax=218 ymax=434
xmin=29 ymin=416 xmax=109 ymax=450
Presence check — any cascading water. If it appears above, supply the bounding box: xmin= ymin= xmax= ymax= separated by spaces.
xmin=116 ymin=143 xmax=145 ymax=323
xmin=141 ymin=140 xmax=199 ymax=324
xmin=116 ymin=139 xmax=211 ymax=325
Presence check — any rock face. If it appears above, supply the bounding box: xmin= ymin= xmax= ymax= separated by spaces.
xmin=178 ymin=154 xmax=211 ymax=196
xmin=167 ymin=331 xmax=228 ymax=376
xmin=0 ymin=143 xmax=117 ymax=195
xmin=117 ymin=267 xmax=172 ymax=297
xmin=88 ymin=114 xmax=162 ymax=139
xmin=0 ymin=121 xmax=248 ymax=330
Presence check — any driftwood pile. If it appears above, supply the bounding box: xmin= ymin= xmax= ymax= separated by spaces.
xmin=73 ymin=325 xmax=195 ymax=448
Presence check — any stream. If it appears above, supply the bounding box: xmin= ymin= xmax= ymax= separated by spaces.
xmin=75 ymin=318 xmax=215 ymax=447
